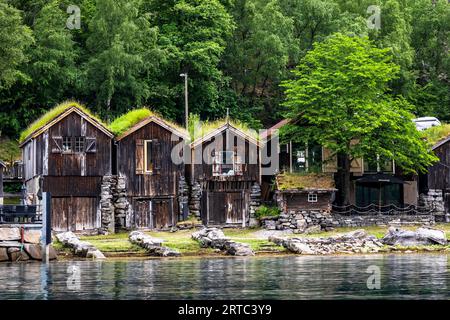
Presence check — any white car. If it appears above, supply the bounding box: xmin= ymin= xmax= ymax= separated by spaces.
xmin=413 ymin=117 xmax=441 ymax=131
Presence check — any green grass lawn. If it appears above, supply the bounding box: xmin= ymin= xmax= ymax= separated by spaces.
xmin=72 ymin=224 xmax=450 ymax=257
xmin=79 ymin=232 xmax=147 ymax=254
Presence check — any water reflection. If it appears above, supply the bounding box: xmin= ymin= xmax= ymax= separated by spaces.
xmin=0 ymin=254 xmax=448 ymax=300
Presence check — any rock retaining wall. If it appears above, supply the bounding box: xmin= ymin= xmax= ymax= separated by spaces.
xmin=129 ymin=231 xmax=180 ymax=256
xmin=0 ymin=226 xmax=57 ymax=262
xmin=192 ymin=228 xmax=254 ymax=256
xmin=249 ymin=183 xmax=261 ymax=227
xmin=189 ymin=181 xmax=202 ymax=219
xmin=261 ymin=210 xmax=436 ymax=233
xmin=56 ymin=232 xmax=106 ymax=259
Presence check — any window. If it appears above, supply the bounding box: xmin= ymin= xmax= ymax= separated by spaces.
xmin=144 ymin=140 xmax=153 ymax=173
xmin=213 ymin=151 xmax=243 ymax=176
xmin=308 ymin=193 xmax=318 ymax=203
xmin=62 ymin=137 xmax=72 ymax=153
xmin=291 ymin=143 xmax=322 ymax=173
xmin=363 ymin=155 xmax=394 ymax=173
xmin=75 ymin=137 xmax=85 ymax=153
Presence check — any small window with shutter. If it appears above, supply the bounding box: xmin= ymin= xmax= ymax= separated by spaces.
xmin=144 ymin=140 xmax=153 ymax=173
xmin=51 ymin=137 xmax=63 ymax=153
xmin=85 ymin=137 xmax=97 ymax=153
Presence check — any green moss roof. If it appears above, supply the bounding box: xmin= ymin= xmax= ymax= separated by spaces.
xmin=19 ymin=101 xmax=106 ymax=143
xmin=109 ymin=108 xmax=187 ymax=137
xmin=276 ymin=173 xmax=336 ymax=191
xmin=422 ymin=123 xmax=450 ymax=146
xmin=190 ymin=118 xmax=259 ymax=141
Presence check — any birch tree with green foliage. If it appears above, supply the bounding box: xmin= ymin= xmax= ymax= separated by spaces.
xmin=282 ymin=33 xmax=437 ymax=204
xmin=84 ymin=0 xmax=159 ymax=118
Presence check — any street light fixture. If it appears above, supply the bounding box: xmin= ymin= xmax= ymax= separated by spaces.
xmin=180 ymin=73 xmax=188 ymax=129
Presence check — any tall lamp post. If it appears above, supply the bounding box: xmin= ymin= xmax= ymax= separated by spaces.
xmin=180 ymin=73 xmax=188 ymax=129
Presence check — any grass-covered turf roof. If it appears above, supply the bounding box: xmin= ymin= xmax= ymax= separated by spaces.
xmin=108 ymin=108 xmax=187 ymax=137
xmin=190 ymin=118 xmax=259 ymax=141
xmin=19 ymin=101 xmax=106 ymax=143
xmin=276 ymin=172 xmax=336 ymax=191
xmin=422 ymin=123 xmax=450 ymax=147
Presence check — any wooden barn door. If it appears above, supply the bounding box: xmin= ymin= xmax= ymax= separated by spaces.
xmin=152 ymin=198 xmax=174 ymax=229
xmin=225 ymin=192 xmax=247 ymax=225
xmin=134 ymin=199 xmax=151 ymax=228
xmin=203 ymin=191 xmax=248 ymax=226
xmin=52 ymin=198 xmax=70 ymax=231
xmin=52 ymin=197 xmax=98 ymax=232
xmin=134 ymin=198 xmax=174 ymax=229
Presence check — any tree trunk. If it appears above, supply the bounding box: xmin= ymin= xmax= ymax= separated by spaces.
xmin=342 ymin=155 xmax=352 ymax=205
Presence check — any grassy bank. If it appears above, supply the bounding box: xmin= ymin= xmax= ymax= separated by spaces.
xmin=69 ymin=224 xmax=450 ymax=258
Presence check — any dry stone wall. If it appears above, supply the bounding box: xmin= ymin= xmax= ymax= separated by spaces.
xmin=0 ymin=226 xmax=57 ymax=262
xmin=261 ymin=209 xmax=436 ymax=233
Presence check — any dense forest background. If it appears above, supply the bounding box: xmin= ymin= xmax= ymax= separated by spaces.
xmin=0 ymin=0 xmax=448 ymax=144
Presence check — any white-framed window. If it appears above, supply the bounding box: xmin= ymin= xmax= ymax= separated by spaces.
xmin=62 ymin=137 xmax=73 ymax=153
xmin=212 ymin=151 xmax=243 ymax=176
xmin=144 ymin=140 xmax=153 ymax=173
xmin=307 ymin=193 xmax=318 ymax=203
xmin=74 ymin=137 xmax=85 ymax=153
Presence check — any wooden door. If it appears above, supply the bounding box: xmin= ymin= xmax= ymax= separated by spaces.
xmin=225 ymin=192 xmax=244 ymax=224
xmin=203 ymin=191 xmax=248 ymax=225
xmin=152 ymin=198 xmax=173 ymax=229
xmin=52 ymin=197 xmax=70 ymax=231
xmin=133 ymin=198 xmax=174 ymax=229
xmin=52 ymin=197 xmax=97 ymax=231
xmin=204 ymin=192 xmax=226 ymax=224
xmin=134 ymin=199 xmax=151 ymax=228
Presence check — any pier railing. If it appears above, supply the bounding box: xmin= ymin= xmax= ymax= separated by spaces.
xmin=0 ymin=205 xmax=42 ymax=224
xmin=332 ymin=203 xmax=434 ymax=216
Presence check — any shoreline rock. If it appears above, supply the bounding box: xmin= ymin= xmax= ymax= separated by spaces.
xmin=269 ymin=229 xmax=384 ymax=255
xmin=192 ymin=228 xmax=255 ymax=256
xmin=381 ymin=226 xmax=447 ymax=246
xmin=56 ymin=232 xmax=106 ymax=260
xmin=128 ymin=231 xmax=180 ymax=257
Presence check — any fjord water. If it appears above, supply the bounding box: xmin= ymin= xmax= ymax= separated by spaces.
xmin=0 ymin=254 xmax=448 ymax=300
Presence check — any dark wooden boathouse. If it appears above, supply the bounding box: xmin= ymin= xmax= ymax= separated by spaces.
xmin=20 ymin=102 xmax=113 ymax=232
xmin=189 ymin=121 xmax=261 ymax=227
xmin=114 ymin=110 xmax=189 ymax=229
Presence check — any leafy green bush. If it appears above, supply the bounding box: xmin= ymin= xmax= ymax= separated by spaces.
xmin=255 ymin=205 xmax=280 ymax=219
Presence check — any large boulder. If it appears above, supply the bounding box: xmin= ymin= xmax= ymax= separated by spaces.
xmin=224 ymin=241 xmax=255 ymax=256
xmin=0 ymin=227 xmax=20 ymax=241
xmin=382 ymin=227 xmax=447 ymax=246
xmin=24 ymin=230 xmax=41 ymax=244
xmin=192 ymin=228 xmax=255 ymax=256
xmin=285 ymin=240 xmax=315 ymax=254
xmin=129 ymin=231 xmax=180 ymax=257
xmin=56 ymin=231 xmax=105 ymax=259
xmin=24 ymin=244 xmax=42 ymax=260
xmin=8 ymin=248 xmax=30 ymax=261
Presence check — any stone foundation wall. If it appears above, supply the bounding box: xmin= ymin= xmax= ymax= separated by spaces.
xmin=189 ymin=181 xmax=202 ymax=219
xmin=113 ymin=176 xmax=129 ymax=229
xmin=100 ymin=175 xmax=130 ymax=234
xmin=100 ymin=176 xmax=115 ymax=234
xmin=419 ymin=189 xmax=445 ymax=213
xmin=0 ymin=225 xmax=56 ymax=262
xmin=261 ymin=210 xmax=436 ymax=233
xmin=249 ymin=183 xmax=261 ymax=227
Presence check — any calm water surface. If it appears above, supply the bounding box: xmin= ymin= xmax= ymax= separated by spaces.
xmin=0 ymin=254 xmax=448 ymax=300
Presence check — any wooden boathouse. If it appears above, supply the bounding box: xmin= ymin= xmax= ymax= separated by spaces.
xmin=19 ymin=102 xmax=114 ymax=232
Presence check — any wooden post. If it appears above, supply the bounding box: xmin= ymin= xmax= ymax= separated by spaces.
xmin=41 ymin=192 xmax=52 ymax=263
